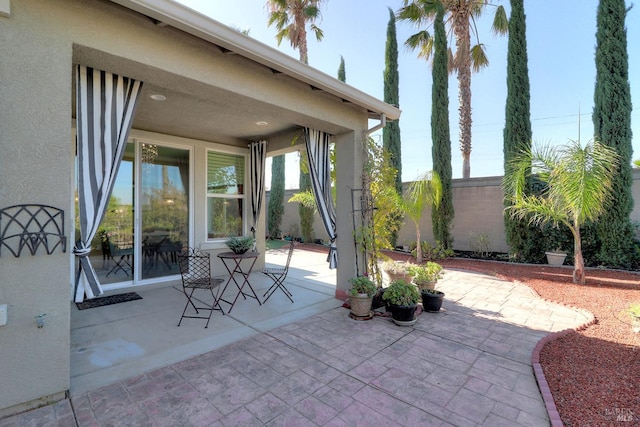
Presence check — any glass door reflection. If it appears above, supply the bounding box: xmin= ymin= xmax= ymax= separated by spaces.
xmin=140 ymin=145 xmax=189 ymax=280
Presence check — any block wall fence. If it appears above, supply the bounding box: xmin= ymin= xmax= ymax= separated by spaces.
xmin=265 ymin=169 xmax=640 ymax=255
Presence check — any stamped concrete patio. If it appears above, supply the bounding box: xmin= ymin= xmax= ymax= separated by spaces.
xmin=1 ymin=248 xmax=591 ymax=426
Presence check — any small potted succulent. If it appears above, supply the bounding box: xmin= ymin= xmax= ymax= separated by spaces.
xmin=348 ymin=276 xmax=377 ymax=319
xmin=382 ymin=279 xmax=421 ymax=326
xmin=225 ymin=236 xmax=255 ymax=254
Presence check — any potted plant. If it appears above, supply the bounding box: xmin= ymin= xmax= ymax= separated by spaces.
xmin=410 ymin=262 xmax=443 ymax=291
xmin=348 ymin=276 xmax=377 ymax=319
xmin=225 ymin=236 xmax=255 ymax=254
xmin=545 ymin=247 xmax=567 ymax=266
xmin=381 ymin=260 xmax=416 ymax=284
xmin=629 ymin=303 xmax=640 ymax=333
xmin=382 ymin=280 xmax=421 ymax=326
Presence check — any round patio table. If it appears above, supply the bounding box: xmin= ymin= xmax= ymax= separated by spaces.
xmin=217 ymin=251 xmax=262 ymax=313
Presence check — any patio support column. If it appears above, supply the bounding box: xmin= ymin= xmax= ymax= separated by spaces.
xmin=334 ymin=130 xmax=363 ymax=299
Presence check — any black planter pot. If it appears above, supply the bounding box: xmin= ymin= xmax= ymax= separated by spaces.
xmin=372 ymin=288 xmax=387 ymax=310
xmin=421 ymin=291 xmax=445 ymax=312
xmin=388 ymin=303 xmax=418 ymax=322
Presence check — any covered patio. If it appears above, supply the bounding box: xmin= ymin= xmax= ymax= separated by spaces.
xmin=70 ymin=245 xmax=339 ymax=395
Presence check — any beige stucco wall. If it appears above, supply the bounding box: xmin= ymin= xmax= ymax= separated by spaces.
xmin=1 ymin=0 xmax=370 ymax=415
xmin=270 ymin=170 xmax=640 ymax=257
xmin=0 ymin=1 xmax=73 ymax=415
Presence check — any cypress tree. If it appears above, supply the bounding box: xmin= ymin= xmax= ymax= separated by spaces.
xmin=338 ymin=55 xmax=346 ymax=82
xmin=593 ymin=0 xmax=635 ymax=267
xmin=503 ymin=0 xmax=540 ymax=261
xmin=431 ymin=5 xmax=454 ymax=249
xmin=299 ymin=170 xmax=314 ymax=243
xmin=383 ymin=7 xmax=401 ymax=195
xmin=382 ymin=7 xmax=403 ymax=247
xmin=267 ymin=154 xmax=285 ymax=239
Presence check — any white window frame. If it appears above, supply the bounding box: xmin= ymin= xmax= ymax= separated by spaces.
xmin=205 ymin=147 xmax=248 ymax=242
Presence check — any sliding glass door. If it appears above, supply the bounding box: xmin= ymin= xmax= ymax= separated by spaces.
xmin=87 ymin=141 xmax=190 ymax=287
xmin=140 ymin=144 xmax=189 ymax=280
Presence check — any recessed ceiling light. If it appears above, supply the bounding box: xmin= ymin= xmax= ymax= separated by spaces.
xmin=150 ymin=94 xmax=166 ymax=101
xmin=256 ymin=121 xmax=268 ymax=126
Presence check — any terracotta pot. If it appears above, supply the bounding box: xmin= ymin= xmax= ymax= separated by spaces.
xmin=350 ymin=294 xmax=373 ymax=318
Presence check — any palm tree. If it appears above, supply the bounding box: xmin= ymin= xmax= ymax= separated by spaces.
xmin=399 ymin=171 xmax=442 ymax=263
xmin=398 ymin=0 xmax=508 ymax=179
xmin=266 ymin=0 xmax=324 ymax=65
xmin=503 ymin=140 xmax=620 ymax=285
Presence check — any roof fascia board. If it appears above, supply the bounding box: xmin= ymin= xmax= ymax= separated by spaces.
xmin=109 ymin=0 xmax=400 ymax=120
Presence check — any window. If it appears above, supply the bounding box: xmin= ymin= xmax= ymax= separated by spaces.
xmin=207 ymin=151 xmax=245 ymax=239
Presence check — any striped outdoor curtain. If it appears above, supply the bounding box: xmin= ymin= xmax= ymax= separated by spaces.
xmin=73 ymin=65 xmax=143 ymax=302
xmin=304 ymin=128 xmax=338 ymax=268
xmin=249 ymin=140 xmax=267 ymax=243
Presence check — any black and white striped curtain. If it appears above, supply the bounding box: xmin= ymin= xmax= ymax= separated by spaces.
xmin=249 ymin=140 xmax=267 ymax=243
xmin=304 ymin=128 xmax=338 ymax=268
xmin=73 ymin=65 xmax=143 ymax=302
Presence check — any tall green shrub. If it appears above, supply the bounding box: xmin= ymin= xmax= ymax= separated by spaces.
xmin=337 ymin=55 xmax=346 ymax=82
xmin=383 ymin=7 xmax=403 ymax=247
xmin=593 ymin=0 xmax=636 ymax=267
xmin=267 ymin=154 xmax=285 ymax=238
xmin=430 ymin=5 xmax=453 ymax=249
xmin=299 ymin=169 xmax=315 ymax=243
xmin=502 ymin=0 xmax=540 ymax=261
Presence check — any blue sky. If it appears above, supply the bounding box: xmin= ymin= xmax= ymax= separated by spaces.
xmin=175 ymin=0 xmax=639 ymax=186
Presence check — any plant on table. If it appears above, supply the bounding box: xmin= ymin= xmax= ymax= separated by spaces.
xmin=225 ymin=236 xmax=255 ymax=254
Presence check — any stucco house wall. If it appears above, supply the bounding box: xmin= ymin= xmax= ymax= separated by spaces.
xmin=0 ymin=0 xmax=397 ymax=415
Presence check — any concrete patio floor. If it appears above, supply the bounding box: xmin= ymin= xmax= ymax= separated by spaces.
xmin=1 ymin=248 xmax=591 ymax=426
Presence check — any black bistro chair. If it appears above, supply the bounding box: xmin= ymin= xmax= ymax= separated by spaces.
xmin=260 ymin=240 xmax=295 ymax=303
xmin=177 ymin=248 xmax=225 ymax=328
xmin=106 ymin=238 xmax=134 ymax=277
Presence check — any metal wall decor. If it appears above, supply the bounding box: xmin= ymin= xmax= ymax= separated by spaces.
xmin=0 ymin=204 xmax=67 ymax=257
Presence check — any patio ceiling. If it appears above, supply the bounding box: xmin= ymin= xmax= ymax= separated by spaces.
xmin=68 ymin=0 xmax=400 ymax=149
xmin=73 ymin=45 xmax=345 ymax=147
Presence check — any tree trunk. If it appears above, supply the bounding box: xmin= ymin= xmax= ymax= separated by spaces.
xmin=294 ymin=11 xmax=309 ymax=64
xmin=416 ymin=226 xmax=422 ymax=263
xmin=453 ymin=12 xmax=472 ymax=179
xmin=573 ymin=225 xmax=585 ymax=285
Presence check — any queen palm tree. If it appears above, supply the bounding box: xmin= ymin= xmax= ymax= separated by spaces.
xmin=503 ymin=140 xmax=620 ymax=285
xmin=267 ymin=0 xmax=325 ymax=243
xmin=266 ymin=0 xmax=324 ymax=65
xmin=399 ymin=171 xmax=442 ymax=263
xmin=398 ymin=0 xmax=508 ymax=179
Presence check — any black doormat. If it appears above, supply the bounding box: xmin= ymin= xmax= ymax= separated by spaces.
xmin=75 ymin=292 xmax=142 ymax=310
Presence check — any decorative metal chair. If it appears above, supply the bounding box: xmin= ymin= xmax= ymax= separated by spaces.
xmin=260 ymin=240 xmax=295 ymax=303
xmin=177 ymin=248 xmax=225 ymax=328
xmin=106 ymin=237 xmax=134 ymax=277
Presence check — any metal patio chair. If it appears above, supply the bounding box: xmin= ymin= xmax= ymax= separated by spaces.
xmin=177 ymin=247 xmax=224 ymax=328
xmin=106 ymin=238 xmax=134 ymax=277
xmin=260 ymin=240 xmax=295 ymax=303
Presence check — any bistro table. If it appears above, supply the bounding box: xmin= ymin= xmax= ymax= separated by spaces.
xmin=217 ymin=251 xmax=262 ymax=313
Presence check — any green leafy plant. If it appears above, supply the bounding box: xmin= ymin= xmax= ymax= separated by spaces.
xmin=468 ymin=232 xmax=492 ymax=258
xmin=409 ymin=240 xmax=453 ymax=260
xmin=410 ymin=262 xmax=443 ymax=291
xmin=382 ymin=280 xmax=420 ymax=306
xmin=224 ymin=236 xmax=255 ymax=254
xmin=349 ymin=276 xmax=377 ymax=297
